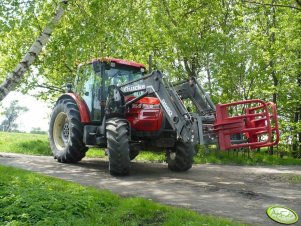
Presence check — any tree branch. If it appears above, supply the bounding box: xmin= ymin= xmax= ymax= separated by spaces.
xmin=162 ymin=0 xmax=177 ymax=26
xmin=36 ymin=83 xmax=64 ymax=92
xmin=64 ymin=63 xmax=75 ymax=74
xmin=242 ymin=0 xmax=301 ymax=11
xmin=182 ymin=3 xmax=208 ymax=17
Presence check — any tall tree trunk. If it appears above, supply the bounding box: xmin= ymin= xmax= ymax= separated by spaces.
xmin=293 ymin=51 xmax=301 ymax=158
xmin=296 ymin=106 xmax=301 ymax=158
xmin=206 ymin=67 xmax=212 ymax=95
xmin=292 ymin=110 xmax=300 ymax=157
xmin=299 ymin=106 xmax=301 ymax=158
xmin=268 ymin=2 xmax=277 ymax=155
xmin=0 ymin=1 xmax=68 ymax=102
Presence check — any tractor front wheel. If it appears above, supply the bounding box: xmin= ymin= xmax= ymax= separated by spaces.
xmin=106 ymin=118 xmax=130 ymax=176
xmin=167 ymin=140 xmax=194 ymax=172
xmin=49 ymin=99 xmax=88 ymax=163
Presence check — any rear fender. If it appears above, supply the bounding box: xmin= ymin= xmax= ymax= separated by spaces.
xmin=57 ymin=93 xmax=91 ymax=123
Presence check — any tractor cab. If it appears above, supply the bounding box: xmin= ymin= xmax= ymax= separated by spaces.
xmin=75 ymin=58 xmax=146 ymax=123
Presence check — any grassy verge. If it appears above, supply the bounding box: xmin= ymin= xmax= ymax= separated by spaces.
xmin=0 ymin=132 xmax=51 ymax=156
xmin=0 ymin=165 xmax=247 ymax=226
xmin=1 ymin=132 xmax=301 ymax=166
xmin=193 ymin=146 xmax=301 ymax=166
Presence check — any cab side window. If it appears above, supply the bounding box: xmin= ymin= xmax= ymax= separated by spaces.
xmin=75 ymin=64 xmax=102 ymax=121
xmin=75 ymin=64 xmax=95 ymax=96
xmin=75 ymin=64 xmax=96 ymax=113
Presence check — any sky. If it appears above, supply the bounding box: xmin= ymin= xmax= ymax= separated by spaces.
xmin=0 ymin=91 xmax=52 ymax=132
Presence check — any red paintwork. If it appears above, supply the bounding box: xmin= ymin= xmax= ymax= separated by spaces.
xmin=59 ymin=93 xmax=91 ymax=123
xmin=92 ymin=57 xmax=146 ymax=69
xmin=125 ymin=96 xmax=163 ymax=132
xmin=214 ymin=99 xmax=280 ymax=150
xmin=60 ymin=93 xmax=163 ymax=131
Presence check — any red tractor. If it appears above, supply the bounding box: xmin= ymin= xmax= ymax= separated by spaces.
xmin=49 ymin=57 xmax=280 ymax=176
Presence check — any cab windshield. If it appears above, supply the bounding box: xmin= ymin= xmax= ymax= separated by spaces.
xmin=106 ymin=67 xmax=144 ymax=86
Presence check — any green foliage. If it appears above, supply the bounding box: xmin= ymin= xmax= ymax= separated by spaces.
xmin=0 ymin=165 xmax=248 ymax=226
xmin=0 ymin=100 xmax=28 ymax=131
xmin=30 ymin=127 xmax=47 ymax=134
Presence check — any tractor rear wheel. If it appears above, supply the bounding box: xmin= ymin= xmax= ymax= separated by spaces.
xmin=49 ymin=99 xmax=88 ymax=163
xmin=106 ymin=118 xmax=130 ymax=176
xmin=167 ymin=140 xmax=194 ymax=172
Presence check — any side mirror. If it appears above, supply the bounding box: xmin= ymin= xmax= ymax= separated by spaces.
xmin=92 ymin=61 xmax=102 ymax=73
xmin=66 ymin=83 xmax=73 ymax=93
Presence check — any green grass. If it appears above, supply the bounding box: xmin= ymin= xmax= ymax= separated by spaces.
xmin=193 ymin=146 xmax=301 ymax=166
xmin=136 ymin=151 xmax=166 ymax=162
xmin=0 ymin=132 xmax=51 ymax=156
xmin=281 ymin=174 xmax=301 ymax=184
xmin=85 ymin=148 xmax=106 ymax=158
xmin=0 ymin=165 xmax=248 ymax=226
xmin=1 ymin=132 xmax=301 ymax=166
xmin=86 ymin=149 xmax=166 ymax=162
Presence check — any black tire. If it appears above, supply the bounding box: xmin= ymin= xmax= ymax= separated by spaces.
xmin=129 ymin=150 xmax=139 ymax=161
xmin=167 ymin=140 xmax=194 ymax=172
xmin=106 ymin=118 xmax=130 ymax=176
xmin=49 ymin=98 xmax=88 ymax=163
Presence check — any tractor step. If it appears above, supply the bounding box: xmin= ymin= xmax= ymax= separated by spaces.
xmin=214 ymin=99 xmax=279 ymax=150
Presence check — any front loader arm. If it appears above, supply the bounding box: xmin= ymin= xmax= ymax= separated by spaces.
xmin=118 ymin=71 xmax=197 ymax=143
xmin=173 ymin=77 xmax=215 ymax=115
xmin=144 ymin=71 xmax=194 ymax=143
xmin=117 ymin=72 xmax=280 ymax=150
xmin=173 ymin=76 xmax=280 ymax=150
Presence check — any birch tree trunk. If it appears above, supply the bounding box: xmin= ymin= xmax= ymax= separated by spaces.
xmin=0 ymin=1 xmax=68 ymax=102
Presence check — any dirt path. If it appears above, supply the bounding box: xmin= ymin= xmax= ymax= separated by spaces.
xmin=1 ymin=153 xmax=300 ymax=226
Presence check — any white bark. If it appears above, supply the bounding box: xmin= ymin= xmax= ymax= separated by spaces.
xmin=0 ymin=1 xmax=68 ymax=101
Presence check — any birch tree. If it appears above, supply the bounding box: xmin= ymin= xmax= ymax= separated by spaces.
xmin=0 ymin=0 xmax=68 ymax=101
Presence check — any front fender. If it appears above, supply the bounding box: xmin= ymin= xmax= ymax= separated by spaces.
xmin=57 ymin=93 xmax=91 ymax=123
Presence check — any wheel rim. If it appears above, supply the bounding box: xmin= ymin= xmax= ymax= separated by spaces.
xmin=53 ymin=112 xmax=69 ymax=151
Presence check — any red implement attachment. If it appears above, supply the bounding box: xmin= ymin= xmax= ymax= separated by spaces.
xmin=214 ymin=100 xmax=280 ymax=150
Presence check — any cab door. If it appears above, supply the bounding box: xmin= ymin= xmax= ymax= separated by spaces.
xmin=75 ymin=64 xmax=101 ymax=121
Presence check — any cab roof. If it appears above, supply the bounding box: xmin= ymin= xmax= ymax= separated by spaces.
xmin=92 ymin=57 xmax=146 ymax=68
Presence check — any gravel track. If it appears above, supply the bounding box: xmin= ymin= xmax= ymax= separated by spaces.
xmin=1 ymin=153 xmax=300 ymax=226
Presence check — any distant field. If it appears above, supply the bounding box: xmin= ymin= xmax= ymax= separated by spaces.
xmin=1 ymin=132 xmax=300 ymax=166
xmin=0 ymin=132 xmax=51 ymax=156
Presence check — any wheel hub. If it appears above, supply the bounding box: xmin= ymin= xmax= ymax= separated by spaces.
xmin=61 ymin=122 xmax=69 ymax=143
xmin=53 ymin=112 xmax=70 ymax=151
